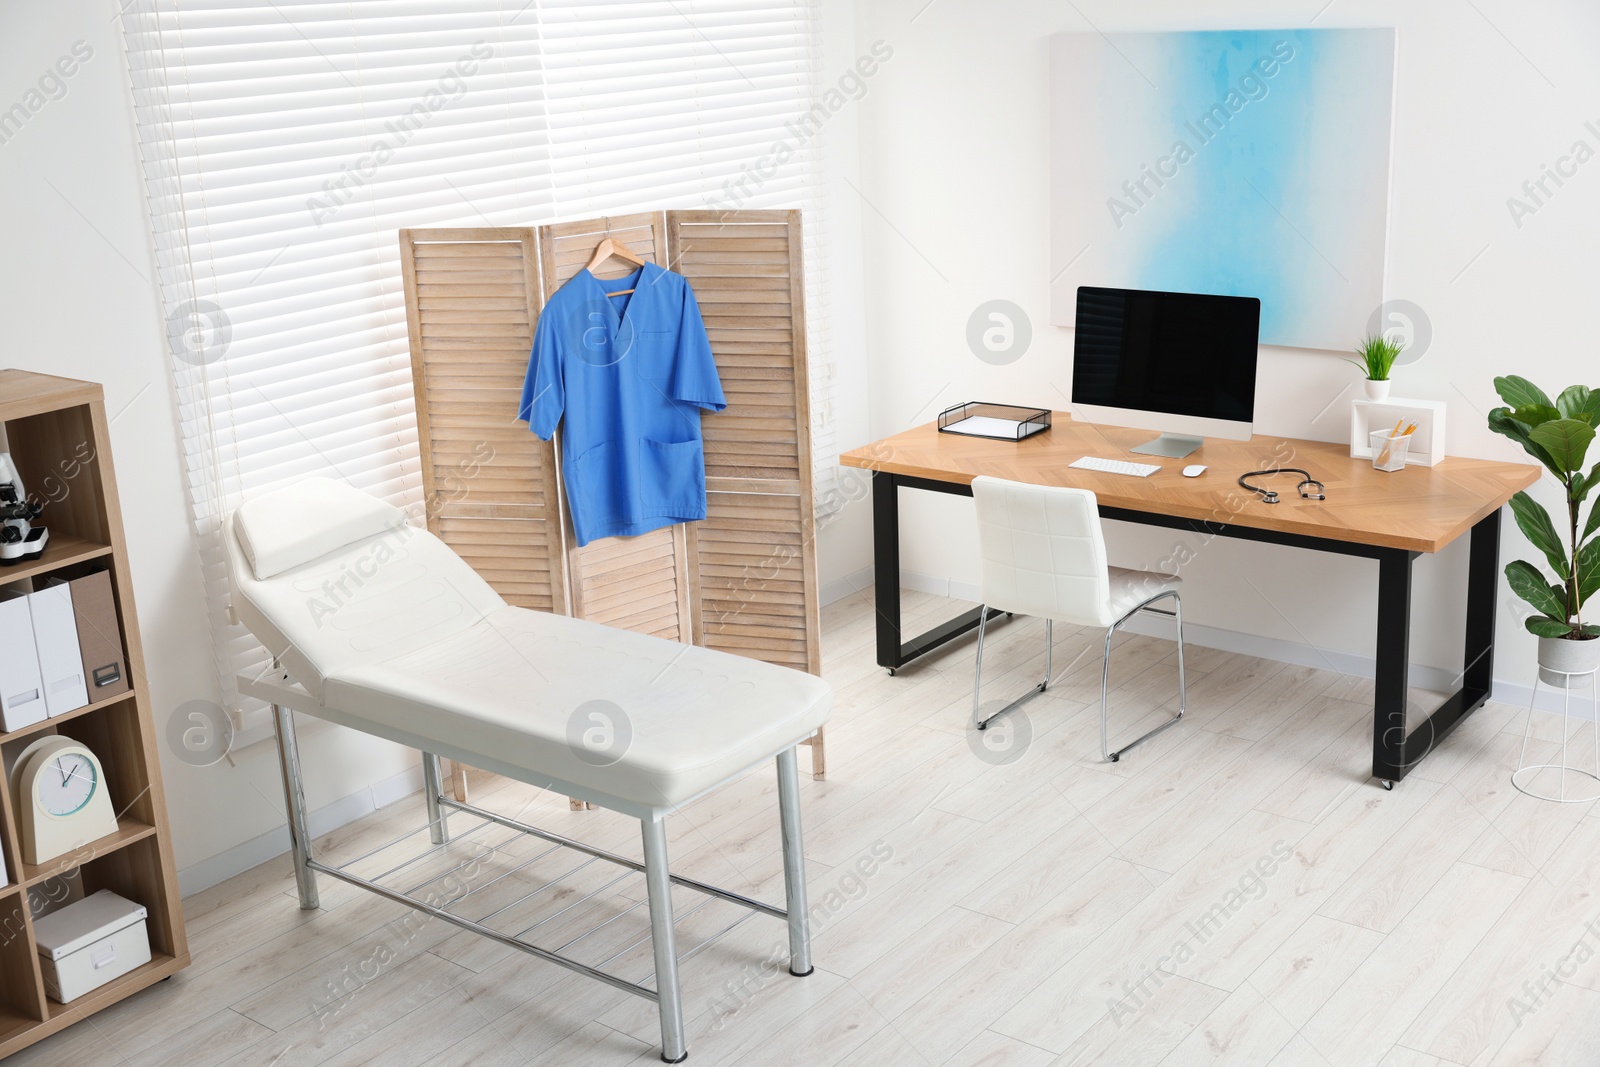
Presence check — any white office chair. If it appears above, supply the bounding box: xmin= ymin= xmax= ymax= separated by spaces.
xmin=970 ymin=476 xmax=1186 ymax=762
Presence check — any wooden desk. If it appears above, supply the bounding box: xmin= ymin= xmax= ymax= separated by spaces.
xmin=840 ymin=413 xmax=1540 ymax=786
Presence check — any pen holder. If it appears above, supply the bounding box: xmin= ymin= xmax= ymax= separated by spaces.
xmin=1370 ymin=430 xmax=1410 ymax=472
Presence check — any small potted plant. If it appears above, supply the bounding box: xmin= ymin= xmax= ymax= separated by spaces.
xmin=1350 ymin=334 xmax=1404 ymax=401
xmin=1487 ymin=376 xmax=1600 ymax=687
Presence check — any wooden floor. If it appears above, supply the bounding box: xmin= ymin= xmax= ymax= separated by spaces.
xmin=15 ymin=587 xmax=1600 ymax=1066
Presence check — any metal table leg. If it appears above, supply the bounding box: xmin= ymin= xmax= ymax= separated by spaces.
xmin=1462 ymin=507 xmax=1501 ymax=699
xmin=872 ymin=471 xmax=1007 ymax=673
xmin=1373 ymin=549 xmax=1416 ymax=786
xmin=1371 ymin=508 xmax=1502 ymax=786
xmin=776 ymin=747 xmax=813 ymax=976
xmin=641 ymin=817 xmax=687 ymax=1063
xmin=272 ymin=703 xmax=320 ymax=910
xmin=422 ymin=752 xmax=449 ymax=845
xmin=873 ymin=471 xmax=903 ymax=670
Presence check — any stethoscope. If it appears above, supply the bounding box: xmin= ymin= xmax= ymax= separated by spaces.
xmin=1237 ymin=468 xmax=1325 ymax=504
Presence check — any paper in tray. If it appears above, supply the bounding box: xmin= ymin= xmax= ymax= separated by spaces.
xmin=936 ymin=402 xmax=1051 ymax=441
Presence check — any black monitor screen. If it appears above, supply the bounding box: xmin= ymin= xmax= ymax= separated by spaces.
xmin=1071 ymin=287 xmax=1259 ymax=424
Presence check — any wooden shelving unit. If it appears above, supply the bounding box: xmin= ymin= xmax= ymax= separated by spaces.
xmin=0 ymin=370 xmax=189 ymax=1059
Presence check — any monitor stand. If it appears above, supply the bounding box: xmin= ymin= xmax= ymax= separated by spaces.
xmin=1130 ymin=433 xmax=1203 ymax=459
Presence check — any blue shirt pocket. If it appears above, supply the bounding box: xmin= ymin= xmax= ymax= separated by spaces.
xmin=634 ymin=330 xmax=674 ymax=380
xmin=641 ymin=438 xmax=705 ymax=511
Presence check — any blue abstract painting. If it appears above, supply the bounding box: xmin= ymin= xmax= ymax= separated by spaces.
xmin=1050 ymin=28 xmax=1396 ymax=351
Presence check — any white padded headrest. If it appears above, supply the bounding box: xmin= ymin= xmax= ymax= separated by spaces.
xmin=233 ymin=477 xmax=409 ymax=580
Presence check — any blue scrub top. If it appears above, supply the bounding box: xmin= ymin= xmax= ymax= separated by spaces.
xmin=519 ymin=262 xmax=726 ymax=546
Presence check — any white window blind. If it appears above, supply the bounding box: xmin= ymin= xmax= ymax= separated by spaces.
xmin=120 ymin=0 xmax=836 ymax=735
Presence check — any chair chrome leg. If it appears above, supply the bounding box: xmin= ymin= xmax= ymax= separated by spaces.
xmin=1175 ymin=595 xmax=1187 ymax=719
xmin=776 ymin=746 xmax=813 ymax=976
xmin=1101 ymin=591 xmax=1187 ymax=763
xmin=974 ymin=614 xmax=1053 ymax=731
xmin=1099 ymin=625 xmax=1116 ymax=761
xmin=641 ymin=817 xmax=687 ymax=1063
xmin=422 ymin=752 xmax=449 ymax=845
xmin=971 ymin=606 xmax=991 ymax=728
xmin=272 ymin=703 xmax=320 ymax=910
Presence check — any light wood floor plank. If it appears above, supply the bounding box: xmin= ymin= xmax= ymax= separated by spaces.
xmin=1243 ymin=914 xmax=1384 ymax=1031
xmin=1400 ymin=815 xmax=1600 ymax=1064
xmin=1317 ymin=784 xmax=1502 ymax=934
xmin=1299 ymin=864 xmax=1526 ymax=1066
xmin=1156 ymin=981 xmax=1298 ymax=1065
xmin=945 ymin=1030 xmax=1057 ymax=1067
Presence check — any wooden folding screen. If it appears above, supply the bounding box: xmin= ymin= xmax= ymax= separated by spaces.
xmin=399 ymin=229 xmax=568 ymax=616
xmin=399 ymin=210 xmax=824 ymax=780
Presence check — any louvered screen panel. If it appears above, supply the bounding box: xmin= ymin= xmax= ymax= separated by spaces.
xmin=696 ymin=493 xmax=812 ymax=670
xmin=535 ymin=213 xmax=693 ymax=643
xmin=671 ymin=210 xmax=823 ymax=688
xmin=400 ymin=228 xmax=568 ymax=614
xmin=564 ymin=524 xmax=692 ymax=640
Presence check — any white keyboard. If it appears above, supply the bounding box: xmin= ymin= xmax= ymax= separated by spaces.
xmin=1069 ymin=456 xmax=1161 ymax=478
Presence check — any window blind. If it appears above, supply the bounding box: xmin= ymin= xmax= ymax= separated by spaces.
xmin=120 ymin=0 xmax=835 ymax=738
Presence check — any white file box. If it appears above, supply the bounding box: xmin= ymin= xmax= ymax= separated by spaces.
xmin=28 ymin=583 xmax=88 ymax=717
xmin=33 ymin=890 xmax=152 ymax=1003
xmin=0 ymin=593 xmax=47 ymax=731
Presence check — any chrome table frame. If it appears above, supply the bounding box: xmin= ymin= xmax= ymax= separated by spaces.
xmin=260 ymin=684 xmax=814 ymax=1064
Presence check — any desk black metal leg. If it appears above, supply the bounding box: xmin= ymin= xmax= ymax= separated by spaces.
xmin=1463 ymin=508 xmax=1501 ymax=697
xmin=1373 ymin=549 xmax=1416 ymax=785
xmin=1371 ymin=508 xmax=1503 ymax=786
xmin=871 ymin=470 xmax=1008 ymax=673
xmin=873 ymin=472 xmax=903 ymax=670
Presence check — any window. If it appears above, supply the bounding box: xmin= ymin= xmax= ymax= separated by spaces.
xmin=121 ymin=0 xmax=834 ymax=733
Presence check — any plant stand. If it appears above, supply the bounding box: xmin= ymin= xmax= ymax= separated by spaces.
xmin=1513 ymin=667 xmax=1600 ymax=803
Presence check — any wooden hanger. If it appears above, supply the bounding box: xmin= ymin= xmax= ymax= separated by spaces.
xmin=584 ymin=236 xmax=646 ymax=296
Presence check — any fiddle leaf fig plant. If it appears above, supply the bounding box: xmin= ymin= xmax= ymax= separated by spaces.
xmin=1487 ymin=376 xmax=1600 ymax=641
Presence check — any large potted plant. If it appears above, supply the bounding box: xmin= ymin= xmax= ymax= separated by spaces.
xmin=1487 ymin=376 xmax=1600 ymax=686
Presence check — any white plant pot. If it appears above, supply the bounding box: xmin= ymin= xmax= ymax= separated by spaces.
xmin=1363 ymin=379 xmax=1391 ymax=402
xmin=1538 ymin=634 xmax=1600 ymax=688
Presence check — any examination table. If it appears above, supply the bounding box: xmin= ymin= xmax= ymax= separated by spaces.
xmin=226 ymin=477 xmax=831 ymax=1062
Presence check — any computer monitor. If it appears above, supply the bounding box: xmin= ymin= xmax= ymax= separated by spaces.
xmin=1070 ymin=286 xmax=1260 ymax=459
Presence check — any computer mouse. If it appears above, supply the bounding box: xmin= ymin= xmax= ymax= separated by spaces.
xmin=1182 ymin=465 xmax=1207 ymax=478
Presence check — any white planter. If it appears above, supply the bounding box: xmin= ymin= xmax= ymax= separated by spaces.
xmin=1538 ymin=634 xmax=1600 ymax=688
xmin=1363 ymin=379 xmax=1391 ymax=402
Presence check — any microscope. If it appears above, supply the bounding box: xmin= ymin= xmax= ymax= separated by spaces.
xmin=0 ymin=452 xmax=48 ymax=565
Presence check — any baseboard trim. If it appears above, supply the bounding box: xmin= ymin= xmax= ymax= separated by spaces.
xmin=819 ymin=566 xmax=875 ymax=606
xmin=822 ymin=567 xmax=1596 ymax=722
xmin=820 ymin=566 xmax=983 ymax=607
xmin=177 ymin=763 xmax=424 ymax=898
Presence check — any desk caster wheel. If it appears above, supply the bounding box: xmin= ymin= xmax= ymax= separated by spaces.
xmin=1381 ymin=780 xmax=1394 ymax=791
xmin=887 ymin=668 xmax=896 ymax=677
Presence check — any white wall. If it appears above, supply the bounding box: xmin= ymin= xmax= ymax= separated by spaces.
xmin=813 ymin=0 xmax=878 ymax=594
xmin=823 ymin=0 xmax=1600 ymax=695
xmin=1 ymin=0 xmax=417 ymax=895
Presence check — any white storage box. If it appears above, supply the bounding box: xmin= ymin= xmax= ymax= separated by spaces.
xmin=33 ymin=890 xmax=151 ymax=1003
